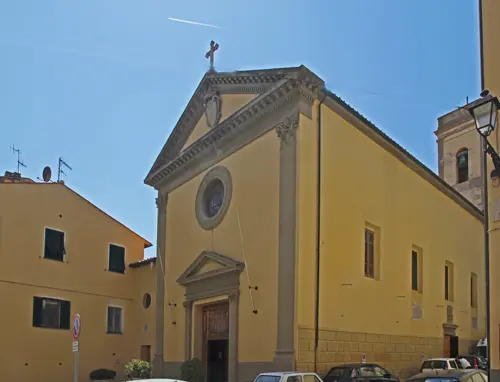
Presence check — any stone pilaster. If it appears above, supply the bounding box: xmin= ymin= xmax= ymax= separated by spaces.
xmin=228 ymin=292 xmax=240 ymax=382
xmin=183 ymin=301 xmax=193 ymax=361
xmin=153 ymin=192 xmax=168 ymax=378
xmin=274 ymin=114 xmax=299 ymax=370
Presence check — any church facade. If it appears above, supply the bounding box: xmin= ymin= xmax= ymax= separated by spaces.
xmin=145 ymin=64 xmax=485 ymax=381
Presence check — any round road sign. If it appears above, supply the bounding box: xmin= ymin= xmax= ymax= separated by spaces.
xmin=73 ymin=314 xmax=81 ymax=341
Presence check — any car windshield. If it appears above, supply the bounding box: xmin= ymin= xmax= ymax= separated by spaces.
xmin=477 ymin=347 xmax=487 ymax=358
xmin=357 ymin=366 xmax=387 ymax=377
xmin=256 ymin=376 xmax=282 ymax=382
xmin=422 ymin=361 xmax=447 ymax=369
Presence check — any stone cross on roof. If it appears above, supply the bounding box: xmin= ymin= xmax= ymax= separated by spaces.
xmin=205 ymin=40 xmax=219 ymax=72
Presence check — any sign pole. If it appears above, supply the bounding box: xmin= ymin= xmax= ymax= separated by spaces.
xmin=72 ymin=314 xmax=81 ymax=382
xmin=74 ymin=350 xmax=79 ymax=382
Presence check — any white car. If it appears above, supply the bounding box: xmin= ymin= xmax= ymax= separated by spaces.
xmin=420 ymin=358 xmax=460 ymax=372
xmin=254 ymin=372 xmax=324 ymax=382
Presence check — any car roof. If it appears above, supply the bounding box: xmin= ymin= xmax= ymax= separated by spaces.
xmin=423 ymin=358 xmax=455 ymax=361
xmin=330 ymin=363 xmax=382 ymax=368
xmin=409 ymin=369 xmax=478 ymax=380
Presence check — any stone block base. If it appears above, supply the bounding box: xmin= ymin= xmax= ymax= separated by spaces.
xmin=297 ymin=327 xmax=479 ymax=380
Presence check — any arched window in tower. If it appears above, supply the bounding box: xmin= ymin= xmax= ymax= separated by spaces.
xmin=456 ymin=149 xmax=469 ymax=183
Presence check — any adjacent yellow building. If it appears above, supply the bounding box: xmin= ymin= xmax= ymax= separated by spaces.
xmin=146 ymin=64 xmax=485 ymax=381
xmin=479 ymin=1 xmax=500 ymax=380
xmin=0 ymin=173 xmax=156 ymax=382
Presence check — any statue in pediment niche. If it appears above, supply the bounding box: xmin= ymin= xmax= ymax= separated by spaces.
xmin=204 ymin=87 xmax=221 ymax=128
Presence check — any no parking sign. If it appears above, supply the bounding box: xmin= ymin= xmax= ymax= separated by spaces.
xmin=73 ymin=314 xmax=81 ymax=342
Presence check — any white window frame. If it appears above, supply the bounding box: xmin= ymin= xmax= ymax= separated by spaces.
xmin=106 ymin=304 xmax=124 ymax=334
xmin=42 ymin=226 xmax=67 ymax=262
xmin=107 ymin=243 xmax=126 ymax=274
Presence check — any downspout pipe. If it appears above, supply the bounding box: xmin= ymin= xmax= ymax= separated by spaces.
xmin=314 ymin=92 xmax=327 ymax=374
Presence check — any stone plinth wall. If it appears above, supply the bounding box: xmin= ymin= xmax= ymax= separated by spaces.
xmin=297 ymin=327 xmax=443 ymax=379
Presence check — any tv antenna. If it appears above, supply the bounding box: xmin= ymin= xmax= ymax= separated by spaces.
xmin=10 ymin=144 xmax=27 ymax=173
xmin=57 ymin=157 xmax=72 ymax=182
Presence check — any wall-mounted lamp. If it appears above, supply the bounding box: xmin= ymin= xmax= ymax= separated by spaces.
xmin=491 ymin=169 xmax=500 ymax=187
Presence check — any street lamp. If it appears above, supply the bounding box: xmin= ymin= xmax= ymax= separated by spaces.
xmin=468 ymin=91 xmax=500 ymax=379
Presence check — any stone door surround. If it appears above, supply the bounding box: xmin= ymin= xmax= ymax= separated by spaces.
xmin=177 ymin=251 xmax=244 ymax=382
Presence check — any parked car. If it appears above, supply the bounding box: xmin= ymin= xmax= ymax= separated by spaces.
xmin=408 ymin=369 xmax=488 ymax=382
xmin=323 ymin=363 xmax=399 ymax=382
xmin=459 ymin=355 xmax=488 ymax=371
xmin=254 ymin=372 xmax=324 ymax=382
xmin=420 ymin=358 xmax=460 ymax=372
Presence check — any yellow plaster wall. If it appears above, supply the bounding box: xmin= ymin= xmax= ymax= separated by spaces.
xmin=481 ymin=0 xmax=500 ymax=370
xmin=181 ymin=94 xmax=258 ymax=150
xmin=165 ymin=128 xmax=280 ymax=363
xmin=131 ymin=263 xmax=157 ymax=360
xmin=0 ymin=183 xmax=154 ymax=382
xmin=296 ymin=103 xmax=485 ymax=373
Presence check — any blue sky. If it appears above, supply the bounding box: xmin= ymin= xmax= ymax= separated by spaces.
xmin=0 ymin=1 xmax=480 ymax=257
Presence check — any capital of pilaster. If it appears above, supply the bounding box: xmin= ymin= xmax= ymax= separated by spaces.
xmin=275 ymin=114 xmax=299 ymax=144
xmin=156 ymin=193 xmax=168 ymax=209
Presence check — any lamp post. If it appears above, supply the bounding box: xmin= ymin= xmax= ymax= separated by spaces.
xmin=468 ymin=91 xmax=500 ymax=380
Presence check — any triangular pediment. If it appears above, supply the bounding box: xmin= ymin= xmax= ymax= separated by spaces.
xmin=145 ymin=66 xmax=312 ymax=184
xmin=176 ymin=251 xmax=245 ymax=286
xmin=180 ymin=93 xmax=259 ymax=151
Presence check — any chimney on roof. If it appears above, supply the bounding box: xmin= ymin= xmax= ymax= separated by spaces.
xmin=3 ymin=171 xmax=21 ymax=181
xmin=0 ymin=170 xmax=35 ymax=183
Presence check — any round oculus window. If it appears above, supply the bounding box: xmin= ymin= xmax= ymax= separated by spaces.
xmin=195 ymin=166 xmax=232 ymax=230
xmin=204 ymin=179 xmax=225 ymax=218
xmin=143 ymin=293 xmax=151 ymax=309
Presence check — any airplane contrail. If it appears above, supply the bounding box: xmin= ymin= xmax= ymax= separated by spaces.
xmin=167 ymin=17 xmax=222 ymax=29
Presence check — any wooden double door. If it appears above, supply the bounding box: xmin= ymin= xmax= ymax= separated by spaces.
xmin=444 ymin=335 xmax=459 ymax=358
xmin=203 ymin=302 xmax=229 ymax=382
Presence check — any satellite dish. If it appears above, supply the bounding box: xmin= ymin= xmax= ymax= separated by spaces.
xmin=42 ymin=166 xmax=52 ymax=182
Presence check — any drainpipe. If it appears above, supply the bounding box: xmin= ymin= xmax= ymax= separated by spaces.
xmin=314 ymin=92 xmax=327 ymax=374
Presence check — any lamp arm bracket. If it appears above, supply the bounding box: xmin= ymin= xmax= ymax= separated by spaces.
xmin=485 ymin=141 xmax=500 ymax=173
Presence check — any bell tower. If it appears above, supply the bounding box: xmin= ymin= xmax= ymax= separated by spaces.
xmin=435 ymin=99 xmax=485 ymax=211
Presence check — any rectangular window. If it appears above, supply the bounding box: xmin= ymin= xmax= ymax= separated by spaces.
xmin=445 ymin=265 xmax=449 ymax=300
xmin=411 ymin=250 xmax=418 ymax=291
xmin=44 ymin=228 xmax=66 ymax=261
xmin=411 ymin=247 xmax=423 ymax=293
xmin=364 ymin=229 xmax=375 ymax=278
xmin=471 ymin=273 xmax=478 ymax=308
xmin=32 ymin=297 xmax=71 ymax=329
xmin=108 ymin=244 xmax=125 ymax=274
xmin=107 ymin=306 xmax=123 ymax=334
xmin=445 ymin=261 xmax=454 ymax=302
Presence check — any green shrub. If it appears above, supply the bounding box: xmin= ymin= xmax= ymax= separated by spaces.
xmin=124 ymin=359 xmax=151 ymax=379
xmin=180 ymin=358 xmax=205 ymax=382
xmin=89 ymin=368 xmax=116 ymax=380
